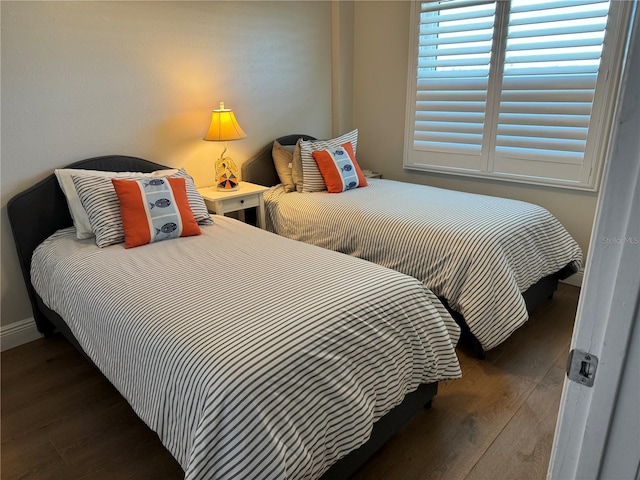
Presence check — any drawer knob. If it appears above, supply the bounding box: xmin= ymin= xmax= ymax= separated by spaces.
xmin=240 ymin=199 xmax=244 ymax=204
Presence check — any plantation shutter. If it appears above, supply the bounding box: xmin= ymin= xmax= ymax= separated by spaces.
xmin=411 ymin=0 xmax=497 ymax=171
xmin=404 ymin=0 xmax=628 ymax=190
xmin=492 ymin=0 xmax=611 ymax=183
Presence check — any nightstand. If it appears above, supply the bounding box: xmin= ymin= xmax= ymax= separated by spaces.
xmin=198 ymin=182 xmax=270 ymax=229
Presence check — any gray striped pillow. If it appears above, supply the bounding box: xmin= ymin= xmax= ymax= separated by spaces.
xmin=300 ymin=130 xmax=358 ymax=193
xmin=170 ymin=169 xmax=214 ymax=226
xmin=73 ymin=169 xmax=212 ymax=248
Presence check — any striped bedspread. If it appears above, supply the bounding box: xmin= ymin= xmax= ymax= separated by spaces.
xmin=264 ymin=179 xmax=583 ymax=350
xmin=31 ymin=216 xmax=461 ymax=480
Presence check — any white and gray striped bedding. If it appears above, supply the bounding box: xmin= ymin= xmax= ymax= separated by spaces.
xmin=31 ymin=216 xmax=461 ymax=480
xmin=264 ymin=179 xmax=583 ymax=351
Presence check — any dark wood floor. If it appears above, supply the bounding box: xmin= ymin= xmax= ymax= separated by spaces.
xmin=1 ymin=284 xmax=579 ymax=480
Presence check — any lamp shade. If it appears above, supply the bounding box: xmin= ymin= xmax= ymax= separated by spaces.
xmin=203 ymin=102 xmax=247 ymax=141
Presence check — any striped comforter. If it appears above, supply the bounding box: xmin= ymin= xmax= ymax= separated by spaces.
xmin=31 ymin=216 xmax=461 ymax=480
xmin=264 ymin=179 xmax=583 ymax=350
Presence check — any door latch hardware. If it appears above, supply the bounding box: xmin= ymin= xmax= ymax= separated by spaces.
xmin=566 ymin=349 xmax=598 ymax=387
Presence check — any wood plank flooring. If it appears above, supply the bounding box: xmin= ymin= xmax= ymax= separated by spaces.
xmin=1 ymin=284 xmax=580 ymax=480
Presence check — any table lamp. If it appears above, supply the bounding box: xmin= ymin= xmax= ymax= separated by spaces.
xmin=203 ymin=102 xmax=247 ymax=191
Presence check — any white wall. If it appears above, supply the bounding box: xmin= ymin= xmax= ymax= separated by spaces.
xmin=1 ymin=1 xmax=332 ymax=327
xmin=332 ymin=1 xmax=355 ymax=136
xmin=352 ymin=1 xmax=599 ymax=262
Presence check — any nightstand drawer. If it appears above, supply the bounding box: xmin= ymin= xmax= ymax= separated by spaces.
xmin=219 ymin=195 xmax=260 ymax=212
xmin=205 ymin=195 xmax=260 ymax=212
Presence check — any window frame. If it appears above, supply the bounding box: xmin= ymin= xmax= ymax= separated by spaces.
xmin=403 ymin=0 xmax=632 ymax=192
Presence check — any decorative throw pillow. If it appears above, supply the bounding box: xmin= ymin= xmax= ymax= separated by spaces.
xmin=311 ymin=142 xmax=368 ymax=193
xmin=111 ymin=177 xmax=201 ymax=248
xmin=55 ymin=168 xmax=178 ymax=239
xmin=72 ymin=169 xmax=212 ymax=248
xmin=300 ymin=129 xmax=358 ymax=193
xmin=271 ymin=141 xmax=296 ymax=192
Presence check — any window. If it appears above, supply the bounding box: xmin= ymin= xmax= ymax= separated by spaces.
xmin=404 ymin=0 xmax=632 ymax=190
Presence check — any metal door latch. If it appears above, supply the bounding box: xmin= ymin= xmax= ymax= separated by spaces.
xmin=566 ymin=349 xmax=598 ymax=387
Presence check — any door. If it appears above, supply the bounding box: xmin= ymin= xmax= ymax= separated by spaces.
xmin=547 ymin=6 xmax=640 ymax=480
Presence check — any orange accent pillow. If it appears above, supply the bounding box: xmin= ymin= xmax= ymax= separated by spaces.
xmin=112 ymin=177 xmax=201 ymax=248
xmin=311 ymin=142 xmax=368 ymax=193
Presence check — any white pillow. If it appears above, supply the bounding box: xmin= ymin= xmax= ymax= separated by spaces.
xmin=300 ymin=129 xmax=358 ymax=193
xmin=55 ymin=168 xmax=178 ymax=239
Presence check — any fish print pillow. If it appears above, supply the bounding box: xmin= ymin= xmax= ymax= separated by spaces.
xmin=311 ymin=142 xmax=368 ymax=193
xmin=111 ymin=177 xmax=201 ymax=248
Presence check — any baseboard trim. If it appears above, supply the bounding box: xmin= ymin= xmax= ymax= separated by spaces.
xmin=1 ymin=317 xmax=43 ymax=352
xmin=560 ymin=267 xmax=584 ymax=288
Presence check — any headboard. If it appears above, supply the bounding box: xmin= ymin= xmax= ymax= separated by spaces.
xmin=241 ymin=134 xmax=315 ymax=186
xmin=7 ymin=155 xmax=168 ymax=334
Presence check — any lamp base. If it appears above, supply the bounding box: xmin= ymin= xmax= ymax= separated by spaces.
xmin=216 ymin=184 xmax=239 ymax=191
xmin=215 ymin=156 xmax=239 ymax=192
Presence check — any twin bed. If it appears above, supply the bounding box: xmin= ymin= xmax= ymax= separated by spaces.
xmin=8 ymin=155 xmax=461 ymax=480
xmin=243 ymin=134 xmax=583 ymax=354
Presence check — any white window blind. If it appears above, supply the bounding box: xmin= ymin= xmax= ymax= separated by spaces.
xmin=404 ymin=0 xmax=631 ymax=190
